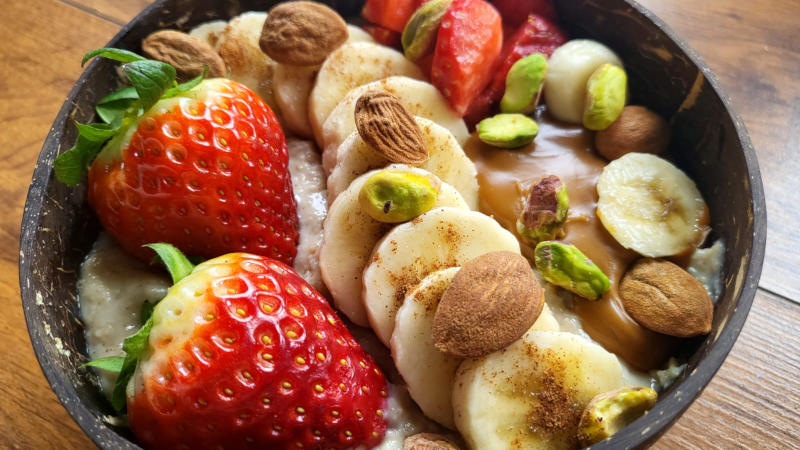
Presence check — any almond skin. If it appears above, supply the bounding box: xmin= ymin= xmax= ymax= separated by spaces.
xmin=433 ymin=251 xmax=544 ymax=357
xmin=595 ymin=106 xmax=670 ymax=160
xmin=620 ymin=258 xmax=713 ymax=337
xmin=141 ymin=30 xmax=226 ymax=80
xmin=355 ymin=92 xmax=428 ymax=164
xmin=404 ymin=433 xmax=460 ymax=450
xmin=259 ymin=1 xmax=348 ymax=66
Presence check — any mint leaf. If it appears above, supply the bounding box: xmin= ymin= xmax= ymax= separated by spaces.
xmin=144 ymin=243 xmax=195 ymax=284
xmin=163 ymin=66 xmax=208 ymax=99
xmin=82 ymin=48 xmax=145 ymax=66
xmin=140 ymin=300 xmax=155 ymax=325
xmin=123 ymin=60 xmax=177 ymax=111
xmin=110 ymin=318 xmax=154 ymax=411
xmin=75 ymin=122 xmax=119 ymax=142
xmin=81 ymin=356 xmax=125 ymax=373
xmin=54 ymin=136 xmax=104 ymax=186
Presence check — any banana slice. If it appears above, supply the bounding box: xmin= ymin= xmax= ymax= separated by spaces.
xmin=273 ymin=26 xmax=375 ymax=138
xmin=363 ymin=207 xmax=520 ymax=345
xmin=320 ymin=166 xmax=470 ymax=326
xmin=320 ymin=76 xmax=469 ymax=175
xmin=452 ymin=331 xmax=627 ymax=450
xmin=309 ymin=42 xmax=424 ymax=145
xmin=216 ymin=12 xmax=281 ymax=115
xmin=392 ymin=268 xmax=560 ymax=429
xmin=328 ymin=116 xmax=478 ymax=208
xmin=596 ymin=152 xmax=709 ymax=257
xmin=188 ymin=20 xmax=228 ymax=49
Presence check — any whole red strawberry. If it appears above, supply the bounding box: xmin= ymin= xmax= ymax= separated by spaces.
xmin=125 ymin=246 xmax=388 ymax=449
xmin=56 ymin=50 xmax=299 ymax=265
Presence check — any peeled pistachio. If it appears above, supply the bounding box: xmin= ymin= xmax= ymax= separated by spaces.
xmin=359 ymin=170 xmax=438 ymax=223
xmin=516 ymin=175 xmax=569 ymax=242
xmin=477 ymin=113 xmax=539 ymax=148
xmin=500 ymin=53 xmax=548 ymax=114
xmin=402 ymin=0 xmax=453 ymax=61
xmin=583 ymin=63 xmax=628 ymax=130
xmin=577 ymin=386 xmax=658 ymax=446
xmin=534 ymin=241 xmax=610 ymax=300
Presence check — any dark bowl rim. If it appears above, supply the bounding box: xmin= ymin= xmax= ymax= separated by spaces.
xmin=19 ymin=0 xmax=767 ymax=448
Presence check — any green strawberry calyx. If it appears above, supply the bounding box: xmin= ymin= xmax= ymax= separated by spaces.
xmin=55 ymin=48 xmax=208 ymax=186
xmin=82 ymin=243 xmax=195 ymax=411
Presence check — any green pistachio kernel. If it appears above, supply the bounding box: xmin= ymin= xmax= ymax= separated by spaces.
xmin=500 ymin=53 xmax=548 ymax=114
xmin=402 ymin=0 xmax=454 ymax=61
xmin=516 ymin=175 xmax=569 ymax=242
xmin=577 ymin=386 xmax=658 ymax=447
xmin=358 ymin=170 xmax=438 ymax=223
xmin=477 ymin=113 xmax=539 ymax=148
xmin=534 ymin=241 xmax=610 ymax=300
xmin=583 ymin=63 xmax=628 ymax=130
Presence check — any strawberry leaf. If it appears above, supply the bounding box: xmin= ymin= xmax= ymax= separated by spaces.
xmin=123 ymin=60 xmax=177 ymax=111
xmin=140 ymin=300 xmax=155 ymax=325
xmin=75 ymin=122 xmax=119 ymax=142
xmin=111 ymin=318 xmax=154 ymax=411
xmin=54 ymin=136 xmax=104 ymax=186
xmin=144 ymin=243 xmax=195 ymax=284
xmin=96 ymin=86 xmax=139 ymax=124
xmin=163 ymin=66 xmax=208 ymax=99
xmin=81 ymin=356 xmax=125 ymax=372
xmin=82 ymin=48 xmax=145 ymax=66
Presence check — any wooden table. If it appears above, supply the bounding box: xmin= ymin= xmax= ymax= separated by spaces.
xmin=2 ymin=0 xmax=798 ymax=448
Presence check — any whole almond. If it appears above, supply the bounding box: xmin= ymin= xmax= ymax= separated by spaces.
xmin=404 ymin=433 xmax=460 ymax=450
xmin=260 ymin=1 xmax=348 ymax=66
xmin=355 ymin=92 xmax=428 ymax=164
xmin=595 ymin=106 xmax=670 ymax=160
xmin=620 ymin=258 xmax=713 ymax=337
xmin=433 ymin=251 xmax=544 ymax=357
xmin=142 ymin=30 xmax=226 ymax=80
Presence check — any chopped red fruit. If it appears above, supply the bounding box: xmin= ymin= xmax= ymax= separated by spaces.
xmin=363 ymin=24 xmax=402 ymax=48
xmin=127 ymin=248 xmax=389 ymax=450
xmin=431 ymin=0 xmax=503 ymax=117
xmin=464 ymin=14 xmax=567 ymax=125
xmin=362 ymin=0 xmax=428 ymax=33
xmin=491 ymin=0 xmax=558 ymax=26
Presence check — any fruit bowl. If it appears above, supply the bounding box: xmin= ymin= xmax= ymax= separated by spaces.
xmin=19 ymin=0 xmax=766 ymax=448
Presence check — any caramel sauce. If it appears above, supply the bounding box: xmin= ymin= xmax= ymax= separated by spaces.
xmin=464 ymin=109 xmax=677 ymax=371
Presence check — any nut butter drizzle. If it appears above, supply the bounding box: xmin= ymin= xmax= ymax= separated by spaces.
xmin=464 ymin=109 xmax=678 ymax=371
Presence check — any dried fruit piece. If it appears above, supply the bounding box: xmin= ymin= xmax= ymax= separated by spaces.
xmin=534 ymin=241 xmax=610 ymax=300
xmin=477 ymin=113 xmax=539 ymax=148
xmin=516 ymin=175 xmax=568 ymax=242
xmin=433 ymin=251 xmax=544 ymax=357
xmin=402 ymin=0 xmax=454 ymax=61
xmin=500 ymin=53 xmax=548 ymax=114
xmin=404 ymin=433 xmax=461 ymax=449
xmin=577 ymin=386 xmax=658 ymax=446
xmin=358 ymin=169 xmax=438 ymax=223
xmin=259 ymin=1 xmax=348 ymax=66
xmin=491 ymin=0 xmax=558 ymax=26
xmin=596 ymin=105 xmax=670 ymax=160
xmin=141 ymin=30 xmax=226 ymax=80
xmin=619 ymin=258 xmax=713 ymax=337
xmin=355 ymin=92 xmax=428 ymax=164
xmin=362 ymin=0 xmax=426 ymax=33
xmin=583 ymin=63 xmax=628 ymax=130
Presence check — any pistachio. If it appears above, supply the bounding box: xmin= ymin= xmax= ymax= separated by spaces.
xmin=516 ymin=175 xmax=569 ymax=243
xmin=577 ymin=386 xmax=658 ymax=446
xmin=476 ymin=113 xmax=539 ymax=148
xmin=500 ymin=53 xmax=548 ymax=114
xmin=402 ymin=0 xmax=453 ymax=61
xmin=358 ymin=170 xmax=438 ymax=223
xmin=583 ymin=63 xmax=628 ymax=130
xmin=534 ymin=241 xmax=610 ymax=300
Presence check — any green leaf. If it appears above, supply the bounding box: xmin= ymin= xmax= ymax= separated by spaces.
xmin=163 ymin=66 xmax=208 ymax=99
xmin=98 ymin=86 xmax=139 ymax=104
xmin=54 ymin=136 xmax=104 ymax=186
xmin=144 ymin=243 xmax=195 ymax=284
xmin=75 ymin=122 xmax=119 ymax=142
xmin=81 ymin=356 xmax=125 ymax=373
xmin=123 ymin=60 xmax=177 ymax=111
xmin=82 ymin=48 xmax=145 ymax=66
xmin=140 ymin=300 xmax=156 ymax=325
xmin=110 ymin=318 xmax=154 ymax=411
xmin=96 ymin=86 xmax=139 ymax=124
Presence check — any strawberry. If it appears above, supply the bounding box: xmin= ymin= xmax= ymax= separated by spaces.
xmin=362 ymin=24 xmax=402 ymax=48
xmin=464 ymin=14 xmax=567 ymax=126
xmin=430 ymin=0 xmax=503 ymax=117
xmin=490 ymin=0 xmax=558 ymax=26
xmin=362 ymin=0 xmax=428 ymax=33
xmin=118 ymin=244 xmax=388 ymax=449
xmin=55 ymin=49 xmax=299 ymax=265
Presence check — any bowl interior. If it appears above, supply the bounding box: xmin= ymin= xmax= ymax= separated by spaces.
xmin=19 ymin=0 xmax=766 ymax=448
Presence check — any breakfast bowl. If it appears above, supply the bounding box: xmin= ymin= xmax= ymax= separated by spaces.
xmin=19 ymin=0 xmax=766 ymax=448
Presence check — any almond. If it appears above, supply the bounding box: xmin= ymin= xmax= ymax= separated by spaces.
xmin=595 ymin=105 xmax=670 ymax=160
xmin=620 ymin=258 xmax=713 ymax=337
xmin=404 ymin=433 xmax=461 ymax=450
xmin=432 ymin=251 xmax=544 ymax=357
xmin=354 ymin=92 xmax=428 ymax=164
xmin=259 ymin=1 xmax=348 ymax=66
xmin=142 ymin=30 xmax=226 ymax=80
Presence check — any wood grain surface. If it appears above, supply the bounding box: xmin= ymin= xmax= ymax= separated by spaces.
xmin=2 ymin=0 xmax=798 ymax=449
